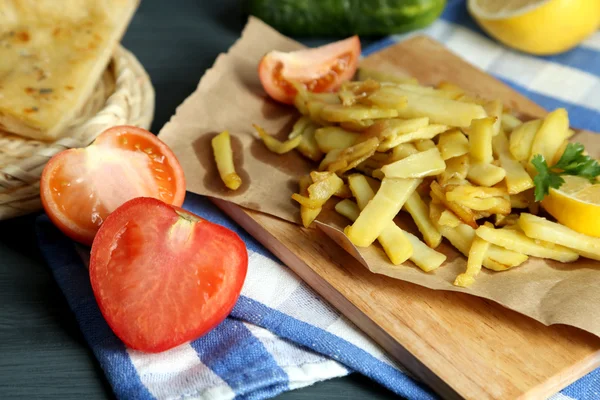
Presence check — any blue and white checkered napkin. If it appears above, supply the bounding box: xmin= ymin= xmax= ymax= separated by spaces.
xmin=36 ymin=0 xmax=600 ymax=398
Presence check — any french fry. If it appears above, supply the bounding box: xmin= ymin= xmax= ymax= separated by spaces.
xmin=454 ymin=235 xmax=489 ymax=287
xmin=391 ymin=143 xmax=419 ymax=161
xmin=439 ymin=209 xmax=462 ymax=228
xmin=288 ymin=116 xmax=312 ymax=139
xmin=344 ymin=179 xmax=414 ymax=264
xmin=437 ymin=129 xmax=469 ymax=160
xmin=437 ymin=222 xmax=528 ymax=271
xmin=501 ymin=113 xmax=523 ymax=132
xmin=438 ymin=154 xmax=469 ymax=185
xmin=361 ymin=117 xmax=429 ymax=142
xmin=298 ymin=175 xmax=321 ymax=228
xmin=254 ymin=124 xmax=303 ymax=154
xmin=528 ymin=108 xmax=569 ymax=171
xmin=345 ymin=178 xmax=421 ymax=247
xmin=519 ymin=213 xmax=600 ymax=261
xmin=296 ymin=124 xmax=324 ymax=161
xmin=404 ymin=191 xmax=442 ymax=248
xmin=469 ymin=117 xmax=495 ymax=164
xmin=493 ymin=131 xmax=534 ymax=194
xmin=467 ymin=163 xmax=506 ymax=187
xmin=476 ymin=224 xmax=579 ymax=262
xmin=292 ymin=172 xmax=343 ymax=227
xmin=415 ymin=139 xmax=436 ymax=151
xmin=509 ymin=119 xmax=541 ymax=161
xmin=451 ymin=196 xmax=511 ymax=214
xmin=357 ymin=68 xmax=418 ymax=85
xmin=211 ymin=130 xmax=242 ymax=190
xmin=445 ymin=185 xmax=507 ymax=201
xmin=321 ymin=104 xmax=399 ymax=122
xmin=378 ymin=124 xmax=448 ymax=152
xmin=431 ymin=181 xmax=478 ymax=228
xmin=382 ymin=88 xmax=487 ymax=127
xmin=336 ymin=199 xmax=444 ymax=271
xmin=394 ymin=83 xmax=460 ymax=99
xmin=494 ymin=213 xmax=519 ymax=227
xmin=552 ymin=140 xmax=569 ymax=165
xmin=340 ymin=119 xmax=374 ymax=132
xmin=436 ymin=81 xmax=465 ymax=99
xmin=381 ymin=148 xmax=446 ymax=178
xmin=319 ymin=138 xmax=379 ymax=173
xmin=510 ymin=190 xmax=532 ymax=209
xmin=365 ymin=89 xmax=409 ymax=109
xmin=484 ymin=100 xmax=503 ymax=136
xmin=314 ymin=127 xmax=359 ymax=152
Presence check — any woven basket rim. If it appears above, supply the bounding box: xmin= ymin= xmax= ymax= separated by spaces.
xmin=0 ymin=45 xmax=155 ymax=220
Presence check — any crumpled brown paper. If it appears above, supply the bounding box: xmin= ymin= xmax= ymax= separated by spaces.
xmin=158 ymin=17 xmax=600 ymax=337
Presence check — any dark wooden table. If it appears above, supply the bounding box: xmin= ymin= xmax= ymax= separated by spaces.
xmin=0 ymin=1 xmax=399 ymax=398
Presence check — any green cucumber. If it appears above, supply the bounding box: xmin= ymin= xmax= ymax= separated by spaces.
xmin=247 ymin=0 xmax=446 ymax=37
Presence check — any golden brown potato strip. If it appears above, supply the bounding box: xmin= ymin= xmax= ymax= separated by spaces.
xmin=320 ymin=104 xmax=399 ymax=123
xmin=494 ymin=213 xmax=519 ymax=227
xmin=298 ymin=175 xmax=321 ymax=228
xmin=378 ymin=124 xmax=448 ymax=152
xmin=336 ymin=199 xmax=444 ymax=269
xmin=381 ymin=148 xmax=446 ymax=178
xmin=467 ymin=163 xmax=506 ymax=187
xmin=391 ymin=143 xmax=419 ymax=161
xmin=501 ymin=113 xmax=523 ymax=132
xmin=314 ymin=127 xmax=359 ymax=152
xmin=211 ymin=131 xmax=242 ymax=190
xmin=292 ymin=172 xmax=344 ymax=227
xmin=509 ymin=119 xmax=541 ymax=161
xmin=295 ymin=124 xmax=324 ymax=162
xmin=445 ymin=185 xmax=507 ymax=200
xmin=519 ymin=213 xmax=600 ymax=261
xmin=345 ymin=178 xmax=421 ymax=247
xmin=438 ymin=155 xmax=470 ymax=186
xmin=404 ymin=191 xmax=442 ymax=248
xmin=390 ymin=89 xmax=487 ymax=127
xmin=339 ymin=119 xmax=374 ymax=132
xmin=454 ymin=235 xmax=489 ymax=287
xmin=437 ymin=129 xmax=469 ymax=160
xmin=469 ymin=117 xmax=495 ymax=163
xmin=254 ymin=124 xmax=303 ymax=154
xmin=483 ymin=100 xmax=503 ymax=137
xmin=476 ymin=224 xmax=579 ymax=262
xmin=415 ymin=139 xmax=436 ymax=152
xmin=451 ymin=196 xmax=511 ymax=214
xmin=361 ymin=117 xmax=430 ymax=142
xmin=430 ymin=181 xmax=478 ymax=228
xmin=493 ymin=131 xmax=534 ymax=194
xmin=319 ymin=138 xmax=379 ymax=173
xmin=357 ymin=68 xmax=418 ymax=85
xmin=528 ymin=108 xmax=569 ymax=171
xmin=436 ymin=81 xmax=465 ymax=99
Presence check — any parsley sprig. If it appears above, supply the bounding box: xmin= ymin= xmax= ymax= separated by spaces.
xmin=532 ymin=143 xmax=600 ymax=202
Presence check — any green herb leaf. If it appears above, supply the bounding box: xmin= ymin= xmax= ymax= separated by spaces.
xmin=532 ymin=142 xmax=600 ymax=201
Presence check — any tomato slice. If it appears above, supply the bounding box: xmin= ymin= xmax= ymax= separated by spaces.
xmin=258 ymin=36 xmax=361 ymax=104
xmin=40 ymin=126 xmax=186 ymax=245
xmin=89 ymin=197 xmax=248 ymax=353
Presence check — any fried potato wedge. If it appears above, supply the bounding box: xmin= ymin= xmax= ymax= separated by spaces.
xmin=467 ymin=163 xmax=506 ymax=187
xmin=509 ymin=119 xmax=541 ymax=162
xmin=454 ymin=235 xmax=489 ymax=287
xmin=314 ymin=127 xmax=359 ymax=152
xmin=254 ymin=124 xmax=303 ymax=154
xmin=469 ymin=117 xmax=495 ymax=164
xmin=437 ymin=129 xmax=469 ymax=160
xmin=404 ymin=191 xmax=442 ymax=248
xmin=493 ymin=131 xmax=534 ymax=194
xmin=378 ymin=124 xmax=449 ymax=152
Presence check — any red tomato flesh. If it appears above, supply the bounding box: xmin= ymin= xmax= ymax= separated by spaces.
xmin=40 ymin=126 xmax=186 ymax=245
xmin=258 ymin=36 xmax=361 ymax=104
xmin=90 ymin=197 xmax=248 ymax=353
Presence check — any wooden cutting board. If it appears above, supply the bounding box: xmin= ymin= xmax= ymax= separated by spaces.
xmin=213 ymin=36 xmax=600 ymax=400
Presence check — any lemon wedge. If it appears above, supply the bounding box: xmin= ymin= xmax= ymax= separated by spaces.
xmin=468 ymin=0 xmax=600 ymax=55
xmin=542 ymin=175 xmax=600 ymax=237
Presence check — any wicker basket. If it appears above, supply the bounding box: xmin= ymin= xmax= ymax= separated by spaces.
xmin=0 ymin=46 xmax=155 ymax=220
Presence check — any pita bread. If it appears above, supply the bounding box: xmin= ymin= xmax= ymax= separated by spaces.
xmin=0 ymin=0 xmax=139 ymax=141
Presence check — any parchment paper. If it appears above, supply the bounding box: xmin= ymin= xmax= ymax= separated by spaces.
xmin=158 ymin=17 xmax=600 ymax=338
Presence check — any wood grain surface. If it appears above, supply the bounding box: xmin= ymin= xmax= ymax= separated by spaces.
xmin=212 ymin=36 xmax=600 ymax=400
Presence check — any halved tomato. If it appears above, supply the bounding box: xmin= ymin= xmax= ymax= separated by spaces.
xmin=90 ymin=197 xmax=248 ymax=353
xmin=40 ymin=126 xmax=186 ymax=245
xmin=258 ymin=36 xmax=361 ymax=104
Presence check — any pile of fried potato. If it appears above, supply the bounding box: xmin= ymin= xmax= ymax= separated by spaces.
xmin=251 ymin=70 xmax=600 ymax=288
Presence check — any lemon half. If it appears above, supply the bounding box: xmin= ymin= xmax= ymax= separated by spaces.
xmin=468 ymin=0 xmax=600 ymax=55
xmin=542 ymin=175 xmax=600 ymax=237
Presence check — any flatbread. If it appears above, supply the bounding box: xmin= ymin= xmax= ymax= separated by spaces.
xmin=0 ymin=0 xmax=139 ymax=141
